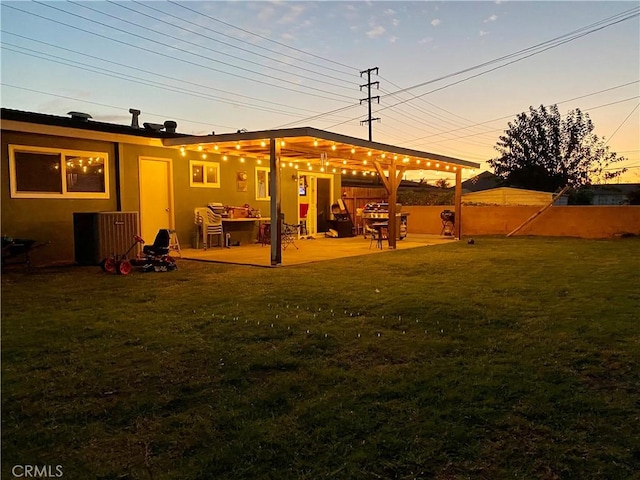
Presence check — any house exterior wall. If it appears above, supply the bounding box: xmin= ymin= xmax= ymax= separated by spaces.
xmin=1 ymin=130 xmax=118 ymax=265
xmin=404 ymin=205 xmax=640 ymax=238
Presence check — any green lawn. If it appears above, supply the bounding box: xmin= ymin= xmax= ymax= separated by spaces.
xmin=2 ymin=237 xmax=639 ymax=480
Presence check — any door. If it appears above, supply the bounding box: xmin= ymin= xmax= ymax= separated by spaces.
xmin=139 ymin=157 xmax=173 ymax=243
xmin=316 ymin=178 xmax=331 ymax=233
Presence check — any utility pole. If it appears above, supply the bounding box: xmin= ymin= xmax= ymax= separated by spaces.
xmin=359 ymin=67 xmax=380 ymax=141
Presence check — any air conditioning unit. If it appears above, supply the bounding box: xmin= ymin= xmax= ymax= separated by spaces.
xmin=73 ymin=212 xmax=139 ymax=265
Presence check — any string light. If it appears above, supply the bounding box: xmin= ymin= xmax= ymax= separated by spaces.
xmin=260 ymin=141 xmax=266 ymax=147
xmin=240 ymin=157 xmax=245 ymax=163
xmin=223 ymin=156 xmax=228 ymax=161
xmin=198 ymin=145 xmax=203 ymax=151
xmin=202 ymin=154 xmax=207 ymax=159
xmin=235 ymin=144 xmax=241 ymax=150
xmin=351 ymin=148 xmax=355 ymax=154
xmin=332 ymin=144 xmax=336 ymax=151
xmin=313 ymin=140 xmax=318 ymax=147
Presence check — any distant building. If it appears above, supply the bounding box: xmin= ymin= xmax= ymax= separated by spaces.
xmin=587 ymin=184 xmax=640 ymax=205
xmin=463 ymin=187 xmax=568 ymax=206
xmin=462 ymin=171 xmax=501 ymax=193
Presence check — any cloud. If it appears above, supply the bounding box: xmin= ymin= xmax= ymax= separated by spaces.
xmin=392 ymin=18 xmax=399 ymax=27
xmin=257 ymin=6 xmax=275 ymax=22
xmin=280 ymin=4 xmax=306 ymax=24
xmin=479 ymin=30 xmax=490 ymax=36
xmin=418 ymin=37 xmax=433 ymax=45
xmin=281 ymin=32 xmax=295 ymax=41
xmin=389 ymin=35 xmax=398 ymax=43
xmin=366 ymin=25 xmax=386 ymax=38
xmin=384 ymin=8 xmax=396 ymax=15
xmin=484 ymin=14 xmax=498 ymax=23
xmin=431 ymin=18 xmax=441 ymax=27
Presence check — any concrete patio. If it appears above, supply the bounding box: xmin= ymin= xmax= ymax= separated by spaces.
xmin=178 ymin=233 xmax=456 ymax=267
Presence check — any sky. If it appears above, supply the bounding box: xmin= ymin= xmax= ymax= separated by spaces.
xmin=1 ymin=1 xmax=639 ymax=183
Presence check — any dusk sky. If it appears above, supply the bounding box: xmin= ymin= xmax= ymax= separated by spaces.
xmin=1 ymin=1 xmax=638 ymax=182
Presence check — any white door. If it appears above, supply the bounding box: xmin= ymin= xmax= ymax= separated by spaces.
xmin=139 ymin=157 xmax=173 ymax=244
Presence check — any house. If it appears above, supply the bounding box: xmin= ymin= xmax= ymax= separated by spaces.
xmin=587 ymin=184 xmax=640 ymax=205
xmin=2 ymin=108 xmax=479 ymax=266
xmin=461 ymin=170 xmax=501 ymax=193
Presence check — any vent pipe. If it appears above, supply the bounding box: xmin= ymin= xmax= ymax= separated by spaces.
xmin=164 ymin=120 xmax=177 ymax=133
xmin=129 ymin=108 xmax=141 ymax=129
xmin=68 ymin=111 xmax=92 ymax=122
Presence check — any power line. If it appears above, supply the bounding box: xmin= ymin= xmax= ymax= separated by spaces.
xmin=1 ymin=31 xmax=353 ymax=120
xmin=299 ymin=7 xmax=639 ymax=129
xmin=123 ymin=0 xmax=360 ymax=85
xmin=167 ymin=0 xmax=359 ymax=75
xmin=8 ymin=2 xmax=354 ymax=103
xmin=1 ymin=45 xmax=350 ymax=120
xmin=71 ymin=0 xmax=356 ymax=92
xmin=604 ymin=103 xmax=640 ymax=146
xmin=0 ymin=83 xmax=236 ymax=131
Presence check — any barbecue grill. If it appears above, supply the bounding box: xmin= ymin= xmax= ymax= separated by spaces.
xmin=440 ymin=210 xmax=455 ymax=236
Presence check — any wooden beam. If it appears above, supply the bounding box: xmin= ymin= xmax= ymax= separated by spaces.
xmin=373 ymin=161 xmax=391 ymax=192
xmin=506 ymin=186 xmax=569 ymax=237
xmin=454 ymin=168 xmax=462 ymax=239
xmin=269 ymin=139 xmax=282 ymax=265
xmin=387 ymin=159 xmax=398 ymax=248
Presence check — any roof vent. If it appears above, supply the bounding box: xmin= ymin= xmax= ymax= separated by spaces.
xmin=129 ymin=108 xmax=141 ymax=129
xmin=163 ymin=120 xmax=177 ymax=133
xmin=68 ymin=111 xmax=92 ymax=122
xmin=143 ymin=122 xmax=164 ymax=131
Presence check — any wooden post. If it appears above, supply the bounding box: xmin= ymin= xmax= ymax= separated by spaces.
xmin=269 ymin=139 xmax=282 ymax=265
xmin=454 ymin=168 xmax=462 ymax=239
xmin=506 ymin=186 xmax=569 ymax=237
xmin=373 ymin=160 xmax=405 ymax=249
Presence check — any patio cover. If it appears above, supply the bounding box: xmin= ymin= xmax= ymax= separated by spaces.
xmin=163 ymin=127 xmax=480 ymax=265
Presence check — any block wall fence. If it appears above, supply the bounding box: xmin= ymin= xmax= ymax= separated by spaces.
xmin=403 ymin=206 xmax=640 ymax=238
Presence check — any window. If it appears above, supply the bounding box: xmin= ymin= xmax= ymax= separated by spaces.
xmin=190 ymin=160 xmax=220 ymax=188
xmin=9 ymin=145 xmax=109 ymax=199
xmin=255 ymin=167 xmax=270 ymax=200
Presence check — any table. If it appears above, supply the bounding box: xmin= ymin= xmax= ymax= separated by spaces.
xmin=222 ymin=217 xmax=270 ymax=246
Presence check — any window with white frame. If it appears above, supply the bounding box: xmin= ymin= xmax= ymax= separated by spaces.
xmin=190 ymin=160 xmax=220 ymax=188
xmin=9 ymin=145 xmax=109 ymax=199
xmin=255 ymin=167 xmax=270 ymax=200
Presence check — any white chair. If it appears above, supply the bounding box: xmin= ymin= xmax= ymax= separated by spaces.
xmin=194 ymin=207 xmax=223 ymax=249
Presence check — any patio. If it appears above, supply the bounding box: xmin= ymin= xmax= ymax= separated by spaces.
xmin=179 ymin=233 xmax=455 ymax=267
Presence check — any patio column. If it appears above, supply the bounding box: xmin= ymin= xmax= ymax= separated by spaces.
xmin=454 ymin=167 xmax=462 ymax=239
xmin=374 ymin=159 xmax=406 ymax=249
xmin=269 ymin=139 xmax=282 ymax=266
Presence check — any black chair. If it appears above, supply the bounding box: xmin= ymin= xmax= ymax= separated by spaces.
xmin=143 ymin=229 xmax=171 ymax=256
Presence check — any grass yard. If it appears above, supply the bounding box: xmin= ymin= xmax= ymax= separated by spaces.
xmin=2 ymin=236 xmax=639 ymax=480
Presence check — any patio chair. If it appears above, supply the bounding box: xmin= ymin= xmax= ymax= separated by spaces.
xmin=282 ymin=222 xmax=300 ymax=250
xmin=194 ymin=207 xmax=223 ymax=249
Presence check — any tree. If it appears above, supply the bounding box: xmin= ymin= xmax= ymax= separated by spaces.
xmin=488 ymin=105 xmax=627 ymax=191
xmin=435 ymin=178 xmax=450 ymax=189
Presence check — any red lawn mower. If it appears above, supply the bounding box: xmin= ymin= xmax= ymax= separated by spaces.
xmin=100 ymin=229 xmax=177 ymax=275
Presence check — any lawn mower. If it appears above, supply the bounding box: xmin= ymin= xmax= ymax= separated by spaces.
xmin=100 ymin=229 xmax=177 ymax=275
